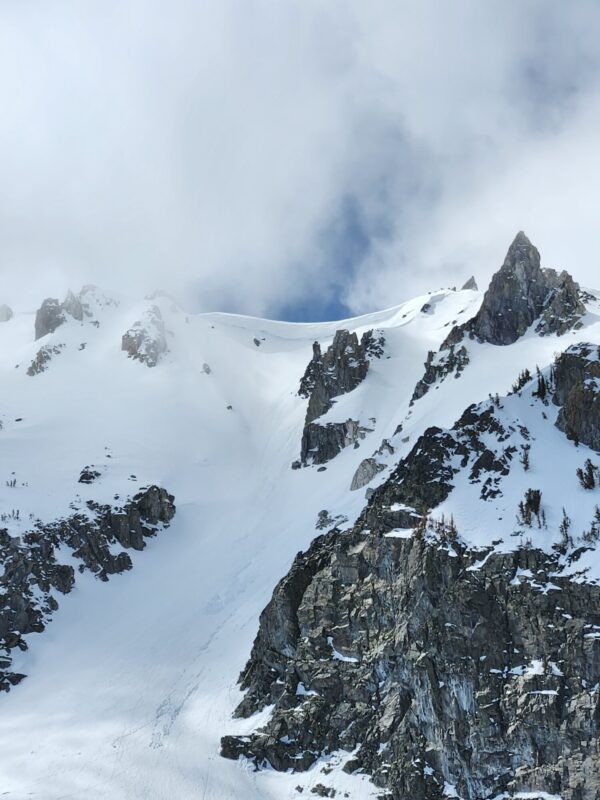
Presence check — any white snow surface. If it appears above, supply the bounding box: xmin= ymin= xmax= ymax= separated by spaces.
xmin=0 ymin=284 xmax=599 ymax=797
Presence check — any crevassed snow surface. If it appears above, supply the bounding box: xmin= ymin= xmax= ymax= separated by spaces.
xmin=0 ymin=285 xmax=599 ymax=798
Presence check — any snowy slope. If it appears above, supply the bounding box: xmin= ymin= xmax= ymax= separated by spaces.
xmin=0 ymin=280 xmax=599 ymax=799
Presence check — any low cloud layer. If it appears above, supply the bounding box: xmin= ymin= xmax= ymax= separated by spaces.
xmin=2 ymin=1 xmax=600 ymax=316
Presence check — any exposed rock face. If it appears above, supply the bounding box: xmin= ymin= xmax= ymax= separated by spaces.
xmin=222 ymin=526 xmax=600 ymax=800
xmin=469 ymin=232 xmax=557 ymax=345
xmin=553 ymin=343 xmax=600 ymax=451
xmin=223 ymin=380 xmax=600 ymax=797
xmin=61 ymin=289 xmax=85 ymax=322
xmin=0 ymin=304 xmax=13 ymax=322
xmin=0 ymin=486 xmax=175 ymax=692
xmin=34 ymin=298 xmax=66 ymax=340
xmin=299 ymin=330 xmax=377 ymax=424
xmin=27 ymin=343 xmax=66 ymax=376
xmin=223 ymin=377 xmax=600 ymax=796
xmin=461 ymin=276 xmax=478 ymax=291
xmin=410 ymin=345 xmax=469 ymax=405
xmin=410 ymin=233 xmax=586 ymax=408
xmin=78 ymin=466 xmax=102 ymax=484
xmin=297 ymin=329 xmax=384 ymax=466
xmin=350 ymin=457 xmax=385 ymax=491
xmin=444 ymin=232 xmax=585 ymax=348
xmin=121 ymin=305 xmax=168 ymax=367
xmin=536 ymin=271 xmax=585 ymax=336
xmin=301 ymin=420 xmax=369 ymax=467
xmin=34 ymin=289 xmax=96 ymax=340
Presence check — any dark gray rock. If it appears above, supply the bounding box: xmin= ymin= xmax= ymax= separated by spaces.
xmin=469 ymin=231 xmax=553 ymax=345
xmin=0 ymin=485 xmax=175 ymax=692
xmin=121 ymin=305 xmax=168 ymax=367
xmin=316 ymin=510 xmax=348 ymax=531
xmin=410 ymin=233 xmax=586 ymax=407
xmin=536 ymin=271 xmax=586 ymax=336
xmin=299 ymin=329 xmax=383 ymax=424
xmin=223 ymin=524 xmax=600 ymax=799
xmin=410 ymin=345 xmax=469 ymax=405
xmin=444 ymin=232 xmax=585 ymax=348
xmin=34 ymin=298 xmax=66 ymax=340
xmin=27 ymin=343 xmax=66 ymax=376
xmin=78 ymin=466 xmax=102 ymax=484
xmin=224 ymin=385 xmax=600 ymax=797
xmin=296 ymin=329 xmax=384 ymax=466
xmin=553 ymin=343 xmax=600 ymax=450
xmin=460 ymin=276 xmax=478 ymax=291
xmin=301 ymin=420 xmax=369 ymax=467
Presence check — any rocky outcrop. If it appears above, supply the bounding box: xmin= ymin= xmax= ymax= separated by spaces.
xmin=0 ymin=304 xmax=13 ymax=322
xmin=299 ymin=330 xmax=381 ymax=424
xmin=78 ymin=466 xmax=102 ymax=484
xmin=536 ymin=271 xmax=585 ymax=336
xmin=34 ymin=289 xmax=95 ymax=340
xmin=224 ymin=377 xmax=600 ymax=797
xmin=296 ymin=330 xmax=384 ymax=466
xmin=410 ymin=233 xmax=586 ymax=408
xmin=224 ymin=385 xmax=600 ymax=797
xmin=301 ymin=420 xmax=370 ymax=467
xmin=61 ymin=289 xmax=85 ymax=322
xmin=34 ymin=298 xmax=66 ymax=340
xmin=222 ymin=524 xmax=600 ymax=800
xmin=460 ymin=276 xmax=478 ymax=291
xmin=553 ymin=343 xmax=600 ymax=451
xmin=470 ymin=231 xmax=547 ymax=345
xmin=350 ymin=457 xmax=385 ymax=491
xmin=27 ymin=343 xmax=66 ymax=376
xmin=410 ymin=344 xmax=469 ymax=405
xmin=121 ymin=305 xmax=168 ymax=367
xmin=444 ymin=232 xmax=585 ymax=348
xmin=0 ymin=486 xmax=175 ymax=692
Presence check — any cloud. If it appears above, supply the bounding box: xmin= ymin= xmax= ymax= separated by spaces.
xmin=1 ymin=1 xmax=600 ymax=316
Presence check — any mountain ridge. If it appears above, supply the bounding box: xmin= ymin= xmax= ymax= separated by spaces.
xmin=1 ymin=234 xmax=600 ymax=798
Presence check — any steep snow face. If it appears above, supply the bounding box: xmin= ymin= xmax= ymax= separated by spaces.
xmin=0 ymin=279 xmax=599 ymax=799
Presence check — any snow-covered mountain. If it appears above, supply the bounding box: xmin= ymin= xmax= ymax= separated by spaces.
xmin=1 ymin=233 xmax=600 ymax=799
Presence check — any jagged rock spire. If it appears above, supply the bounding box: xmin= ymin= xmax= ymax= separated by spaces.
xmin=439 ymin=232 xmax=585 ymax=353
xmin=461 ymin=276 xmax=478 ymax=291
xmin=471 ymin=231 xmax=547 ymax=345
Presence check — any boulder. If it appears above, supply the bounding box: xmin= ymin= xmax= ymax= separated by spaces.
xmin=350 ymin=457 xmax=384 ymax=491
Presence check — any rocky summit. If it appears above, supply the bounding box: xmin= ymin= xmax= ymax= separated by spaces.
xmin=443 ymin=231 xmax=585 ymax=348
xmin=2 ymin=233 xmax=600 ymax=800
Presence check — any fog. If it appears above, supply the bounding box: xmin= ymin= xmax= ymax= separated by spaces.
xmin=1 ymin=1 xmax=600 ymax=317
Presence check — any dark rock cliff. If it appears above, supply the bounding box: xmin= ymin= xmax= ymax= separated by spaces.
xmin=223 ymin=344 xmax=600 ymax=798
xmin=222 ymin=526 xmax=600 ymax=800
xmin=553 ymin=342 xmax=600 ymax=451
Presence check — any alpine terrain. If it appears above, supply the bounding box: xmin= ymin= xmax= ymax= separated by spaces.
xmin=2 ymin=232 xmax=600 ymax=800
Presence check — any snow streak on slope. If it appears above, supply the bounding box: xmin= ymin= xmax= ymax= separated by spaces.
xmin=0 ymin=283 xmax=598 ymax=798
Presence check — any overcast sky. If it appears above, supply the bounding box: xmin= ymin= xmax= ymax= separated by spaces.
xmin=1 ymin=1 xmax=600 ymax=318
